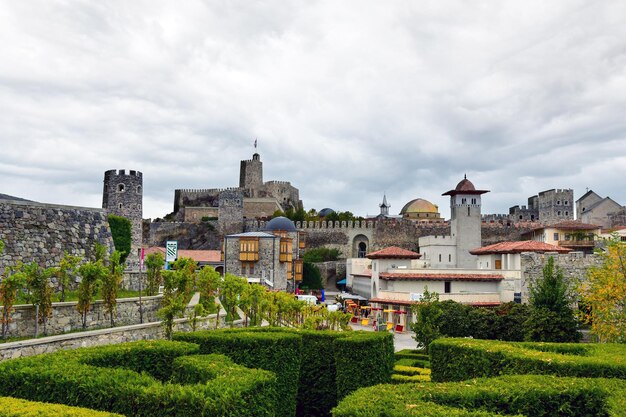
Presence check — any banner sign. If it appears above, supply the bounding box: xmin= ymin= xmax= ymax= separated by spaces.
xmin=166 ymin=241 xmax=178 ymax=262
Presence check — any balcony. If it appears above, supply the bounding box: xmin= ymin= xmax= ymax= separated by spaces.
xmin=558 ymin=240 xmax=595 ymax=248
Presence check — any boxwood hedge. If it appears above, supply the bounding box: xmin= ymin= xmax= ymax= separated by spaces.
xmin=0 ymin=340 xmax=278 ymax=416
xmin=173 ymin=327 xmax=394 ymax=417
xmin=0 ymin=397 xmax=123 ymax=417
xmin=333 ymin=374 xmax=626 ymax=416
xmin=429 ymin=338 xmax=626 ymax=382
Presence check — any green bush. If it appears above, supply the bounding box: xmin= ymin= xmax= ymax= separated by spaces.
xmin=0 ymin=397 xmax=123 ymax=416
xmin=302 ymin=247 xmax=342 ymax=263
xmin=107 ymin=215 xmax=131 ymax=263
xmin=333 ymin=374 xmax=626 ymax=416
xmin=173 ymin=327 xmax=394 ymax=417
xmin=429 ymin=338 xmax=626 ymax=383
xmin=0 ymin=340 xmax=278 ymax=416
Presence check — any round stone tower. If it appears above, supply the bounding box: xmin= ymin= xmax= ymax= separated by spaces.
xmin=102 ymin=169 xmax=143 ymax=264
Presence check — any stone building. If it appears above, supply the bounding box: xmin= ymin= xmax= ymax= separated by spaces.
xmin=223 ymin=217 xmax=304 ymax=291
xmin=504 ymin=189 xmax=574 ymax=224
xmin=102 ymin=169 xmax=143 ymax=262
xmin=576 ymin=190 xmax=624 ymax=229
xmin=173 ymin=153 xmax=301 ymax=224
xmin=522 ymin=220 xmax=602 ymax=254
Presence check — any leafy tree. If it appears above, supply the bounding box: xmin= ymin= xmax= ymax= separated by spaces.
xmin=0 ymin=264 xmax=26 ymax=338
xmin=525 ymin=256 xmax=580 ymax=342
xmin=303 ymin=247 xmax=342 ymax=263
xmin=196 ymin=266 xmax=221 ymax=315
xmin=56 ymin=252 xmax=81 ymax=302
xmin=301 ymin=262 xmax=323 ymax=290
xmin=580 ymin=236 xmax=626 ymax=342
xmin=494 ymin=302 xmax=531 ymax=342
xmin=23 ymin=262 xmax=55 ymax=336
xmin=468 ymin=307 xmax=498 ymax=340
xmin=145 ymin=252 xmax=164 ymax=296
xmin=157 ymin=257 xmax=197 ymax=338
xmin=107 ymin=215 xmax=132 ymax=263
xmin=240 ymin=283 xmax=266 ymax=326
xmin=76 ymin=257 xmax=108 ymax=329
xmin=102 ymin=250 xmax=124 ymax=327
xmin=220 ymin=273 xmax=247 ymax=326
xmin=410 ymin=287 xmax=442 ymax=352
xmin=436 ymin=300 xmax=471 ymax=337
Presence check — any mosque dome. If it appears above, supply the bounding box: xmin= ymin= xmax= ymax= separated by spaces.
xmin=263 ymin=216 xmax=297 ymax=232
xmin=454 ymin=177 xmax=476 ymax=192
xmin=318 ymin=208 xmax=335 ymax=217
xmin=400 ymin=198 xmax=439 ymax=215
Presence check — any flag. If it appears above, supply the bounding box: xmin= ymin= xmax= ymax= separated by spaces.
xmin=254 ymin=138 xmax=257 ymax=148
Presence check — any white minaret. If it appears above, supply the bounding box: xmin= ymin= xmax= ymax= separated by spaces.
xmin=443 ymin=175 xmax=489 ymax=268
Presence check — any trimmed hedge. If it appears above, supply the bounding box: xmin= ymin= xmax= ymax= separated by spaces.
xmin=173 ymin=327 xmax=394 ymax=417
xmin=333 ymin=374 xmax=626 ymax=416
xmin=429 ymin=338 xmax=626 ymax=382
xmin=0 ymin=340 xmax=278 ymax=416
xmin=0 ymin=397 xmax=123 ymax=417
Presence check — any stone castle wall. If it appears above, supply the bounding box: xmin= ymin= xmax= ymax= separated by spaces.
xmin=520 ymin=251 xmax=600 ymax=303
xmin=0 ymin=296 xmax=163 ymax=339
xmin=0 ymin=200 xmax=115 ymax=269
xmin=142 ymin=220 xmax=221 ymax=250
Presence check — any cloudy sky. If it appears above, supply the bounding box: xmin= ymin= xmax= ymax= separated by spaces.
xmin=1 ymin=1 xmax=625 ymax=219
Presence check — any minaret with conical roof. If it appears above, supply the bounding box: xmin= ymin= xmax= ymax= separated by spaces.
xmin=442 ymin=175 xmax=489 ymax=268
xmin=379 ymin=194 xmax=390 ymax=217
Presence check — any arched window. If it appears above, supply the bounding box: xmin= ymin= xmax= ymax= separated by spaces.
xmin=439 ymin=254 xmax=442 ymax=262
xmin=448 ymin=254 xmax=451 ymax=262
xmin=118 ymin=184 xmax=125 ymax=192
xmin=118 ymin=203 xmax=123 ymax=209
xmin=136 ymin=185 xmax=142 ymax=194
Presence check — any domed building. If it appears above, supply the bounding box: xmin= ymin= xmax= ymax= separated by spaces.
xmin=400 ymin=198 xmax=443 ymax=222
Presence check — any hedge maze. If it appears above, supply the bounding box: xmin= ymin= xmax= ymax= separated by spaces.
xmin=0 ymin=397 xmax=124 ymax=417
xmin=0 ymin=329 xmax=393 ymax=417
xmin=335 ymin=338 xmax=626 ymax=417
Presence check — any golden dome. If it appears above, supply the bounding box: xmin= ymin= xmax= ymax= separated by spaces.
xmin=400 ymin=198 xmax=439 ymax=215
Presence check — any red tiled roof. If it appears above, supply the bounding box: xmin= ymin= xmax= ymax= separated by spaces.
xmin=379 ymin=273 xmax=503 ymax=281
xmin=369 ymin=298 xmax=501 ymax=307
xmin=366 ymin=246 xmax=421 ymax=259
xmin=470 ymin=241 xmax=571 ymax=255
xmin=143 ymin=247 xmax=222 ymax=263
xmin=442 ymin=176 xmax=489 ymax=196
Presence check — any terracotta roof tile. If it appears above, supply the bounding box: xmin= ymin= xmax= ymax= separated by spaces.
xmin=470 ymin=241 xmax=571 ymax=255
xmin=366 ymin=246 xmax=421 ymax=259
xmin=379 ymin=273 xmax=503 ymax=281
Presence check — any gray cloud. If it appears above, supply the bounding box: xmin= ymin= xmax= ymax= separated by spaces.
xmin=1 ymin=1 xmax=625 ymax=220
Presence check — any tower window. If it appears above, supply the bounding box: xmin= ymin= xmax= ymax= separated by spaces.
xmin=471 ymin=198 xmax=477 ymax=204
xmin=448 ymin=254 xmax=451 ymax=262
xmin=439 ymin=254 xmax=442 ymax=262
xmin=468 ymin=206 xmax=470 ymax=216
xmin=117 ymin=184 xmax=125 ymax=192
xmin=557 ymin=211 xmax=561 ymax=215
xmin=564 ymin=201 xmax=569 ymax=205
xmin=136 ymin=186 xmax=142 ymax=194
xmin=557 ymin=200 xmax=561 ymax=205
xmin=118 ymin=203 xmax=123 ymax=209
xmin=461 ymin=198 xmax=467 ymax=204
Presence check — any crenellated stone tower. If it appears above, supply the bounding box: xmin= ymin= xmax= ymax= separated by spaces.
xmin=239 ymin=153 xmax=263 ymax=196
xmin=102 ymin=169 xmax=143 ymax=263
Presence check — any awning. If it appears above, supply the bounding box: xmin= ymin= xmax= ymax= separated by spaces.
xmin=337 ymin=279 xmax=347 ymax=285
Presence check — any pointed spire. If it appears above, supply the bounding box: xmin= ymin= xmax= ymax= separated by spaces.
xmin=379 ymin=194 xmax=390 ymax=216
xmin=464 ymin=173 xmax=467 ymax=180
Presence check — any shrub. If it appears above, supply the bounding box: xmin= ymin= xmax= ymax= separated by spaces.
xmin=302 ymin=247 xmax=342 ymax=263
xmin=429 ymin=338 xmax=626 ymax=383
xmin=107 ymin=215 xmax=131 ymax=263
xmin=0 ymin=340 xmax=278 ymax=416
xmin=173 ymin=327 xmax=394 ymax=417
xmin=333 ymin=374 xmax=626 ymax=416
xmin=0 ymin=396 xmax=124 ymax=416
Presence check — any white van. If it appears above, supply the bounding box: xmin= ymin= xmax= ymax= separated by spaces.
xmin=296 ymin=295 xmax=318 ymax=305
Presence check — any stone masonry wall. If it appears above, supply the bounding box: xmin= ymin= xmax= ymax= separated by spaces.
xmin=0 ymin=312 xmax=239 ymax=362
xmin=0 ymin=200 xmax=115 ymax=269
xmin=520 ymin=251 xmax=600 ymax=303
xmin=0 ymin=296 xmax=163 ymax=338
xmin=143 ymin=220 xmax=221 ymax=250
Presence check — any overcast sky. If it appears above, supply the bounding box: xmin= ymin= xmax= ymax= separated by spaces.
xmin=1 ymin=1 xmax=625 ymax=220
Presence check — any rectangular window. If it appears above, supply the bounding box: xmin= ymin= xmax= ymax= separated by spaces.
xmin=239 ymin=238 xmax=259 ymax=261
xmin=298 ymin=232 xmax=306 ymax=250
xmin=495 ymin=260 xmax=502 ymax=270
xmin=471 ymin=198 xmax=477 ymax=204
xmin=553 ymin=233 xmax=559 ymax=241
xmin=286 ymin=260 xmax=293 ymax=280
xmin=294 ymin=260 xmax=303 ymax=281
xmin=444 ymin=282 xmax=451 ymax=293
xmin=280 ymin=238 xmax=293 ymax=262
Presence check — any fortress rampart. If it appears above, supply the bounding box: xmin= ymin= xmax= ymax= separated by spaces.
xmin=0 ymin=200 xmax=115 ymax=269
